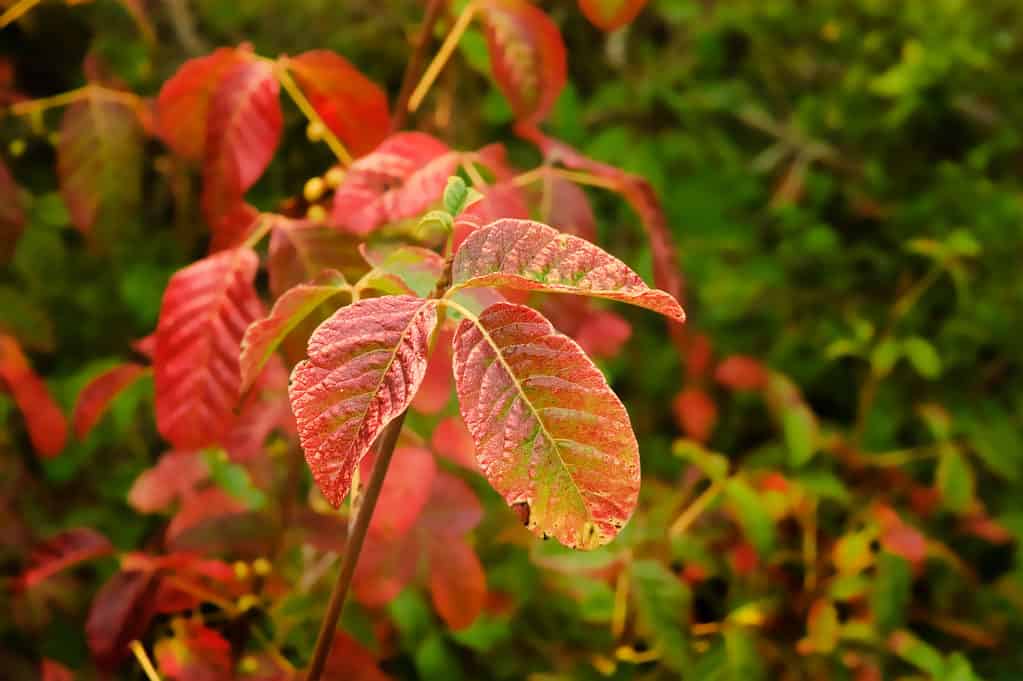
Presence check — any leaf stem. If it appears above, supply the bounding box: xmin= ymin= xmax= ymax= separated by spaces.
xmin=130 ymin=640 xmax=164 ymax=681
xmin=273 ymin=59 xmax=354 ymax=166
xmin=0 ymin=0 xmax=40 ymax=30
xmin=8 ymin=85 xmax=140 ymax=117
xmin=392 ymin=0 xmax=447 ymax=130
xmin=407 ymin=1 xmax=478 ymax=114
xmin=305 ymin=411 xmax=407 ymax=681
xmin=669 ymin=477 xmax=725 ymax=537
xmin=512 ymin=166 xmax=622 ymax=192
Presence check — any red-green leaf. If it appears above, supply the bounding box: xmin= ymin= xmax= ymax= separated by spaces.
xmin=359 ymin=243 xmax=446 ymax=298
xmin=330 ymin=132 xmax=460 ymax=235
xmin=156 ymin=47 xmax=252 ymax=161
xmin=154 ymin=248 xmax=263 ymax=450
xmin=0 ymin=333 xmax=67 ymax=457
xmin=451 ymin=302 xmax=639 ymax=548
xmin=451 ymin=218 xmax=685 ymax=322
xmin=19 ymin=528 xmax=114 ymax=589
xmin=201 ymin=60 xmax=282 ymax=225
xmin=289 ymin=295 xmax=439 ymax=506
xmin=478 ymin=0 xmax=567 ymax=126
xmin=86 ymin=569 xmax=159 ymax=671
xmin=72 ymin=362 xmax=148 ymax=439
xmin=288 ymin=50 xmax=390 ymax=157
xmin=239 ymin=270 xmax=347 ymax=394
xmin=58 ymin=91 xmax=142 ymax=235
xmin=578 ymin=0 xmax=648 ymax=31
xmin=128 ymin=450 xmax=209 ymax=513
xmin=0 ymin=158 xmax=26 ymax=262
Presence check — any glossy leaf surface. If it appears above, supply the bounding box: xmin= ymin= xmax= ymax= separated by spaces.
xmin=289 ymin=295 xmax=438 ymax=506
xmin=452 ymin=302 xmax=640 ymax=548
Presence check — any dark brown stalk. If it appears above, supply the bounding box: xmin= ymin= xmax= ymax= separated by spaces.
xmin=305 ymin=411 xmax=408 ymax=681
xmin=392 ymin=0 xmax=447 ymax=131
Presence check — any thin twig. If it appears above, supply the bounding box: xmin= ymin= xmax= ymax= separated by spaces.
xmin=669 ymin=478 xmax=725 ymax=537
xmin=130 ymin=640 xmax=163 ymax=681
xmin=274 ymin=59 xmax=354 ymax=166
xmin=0 ymin=0 xmax=41 ymax=30
xmin=305 ymin=411 xmax=408 ymax=681
xmin=392 ymin=0 xmax=447 ymax=130
xmin=408 ymin=1 xmax=477 ymax=113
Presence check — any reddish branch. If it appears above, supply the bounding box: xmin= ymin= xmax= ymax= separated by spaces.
xmin=392 ymin=0 xmax=447 ymax=131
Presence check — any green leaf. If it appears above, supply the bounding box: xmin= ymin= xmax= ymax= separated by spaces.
xmin=870 ymin=553 xmax=911 ymax=634
xmin=870 ymin=337 xmax=901 ymax=377
xmin=890 ymin=630 xmax=946 ymax=677
xmin=964 ymin=407 xmax=1022 ymax=481
xmin=937 ymin=445 xmax=975 ymax=513
xmin=782 ymin=404 xmax=817 ymax=468
xmin=414 ymin=633 xmax=464 ymax=681
xmin=442 ymin=176 xmax=482 ymax=216
xmin=673 ymin=439 xmax=729 ymax=481
xmin=902 ymin=337 xmax=942 ymax=378
xmin=203 ymin=450 xmax=266 ymax=509
xmin=724 ymin=478 xmax=776 ymax=555
xmin=631 ymin=560 xmax=690 ymax=672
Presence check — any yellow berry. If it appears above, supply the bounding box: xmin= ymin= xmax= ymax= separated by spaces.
xmin=324 ymin=166 xmax=345 ymax=188
xmin=9 ymin=139 xmax=26 ymax=157
xmin=233 ymin=561 xmax=250 ymax=580
xmin=239 ymin=656 xmax=259 ymax=674
xmin=47 ymin=132 xmax=60 ymax=146
xmin=252 ymin=557 xmax=272 ymax=576
xmin=237 ymin=594 xmax=260 ymax=612
xmin=303 ymin=176 xmax=326 ymax=202
xmin=306 ymin=120 xmax=326 ymax=142
xmin=306 ymin=204 xmax=327 ymax=222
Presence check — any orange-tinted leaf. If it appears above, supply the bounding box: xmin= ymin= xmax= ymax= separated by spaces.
xmin=715 ymin=355 xmax=768 ymax=392
xmin=672 ymin=387 xmax=717 ymax=443
xmin=128 ymin=451 xmax=209 ymax=513
xmin=86 ymin=569 xmax=159 ymax=671
xmin=364 ymin=446 xmax=437 ymax=538
xmin=58 ymin=92 xmax=142 ymax=234
xmin=578 ymin=0 xmax=648 ymax=31
xmin=201 ymin=60 xmax=282 ymax=225
xmin=288 ymin=50 xmax=390 ymax=157
xmin=154 ymin=248 xmax=263 ymax=450
xmin=430 ymin=537 xmax=486 ymax=630
xmin=805 ymin=598 xmax=839 ymax=653
xmin=330 ymin=132 xmax=460 ymax=235
xmin=0 ymin=158 xmax=26 ymax=262
xmin=72 ymin=362 xmax=147 ymax=439
xmin=411 ymin=325 xmax=454 ymax=415
xmin=431 ymin=415 xmax=478 ymax=470
xmin=41 ymin=659 xmax=73 ymax=681
xmin=478 ymin=0 xmax=567 ymax=126
xmin=19 ymin=528 xmax=114 ymax=589
xmin=452 ymin=302 xmax=639 ymax=548
xmin=289 ymin=295 xmax=439 ymax=506
xmin=156 ymin=47 xmax=252 ymax=161
xmin=452 ymin=218 xmax=685 ymax=322
xmin=240 ymin=271 xmax=347 ymax=394
xmin=0 ymin=334 xmax=67 ymax=457
xmin=321 ymin=632 xmax=394 ymax=681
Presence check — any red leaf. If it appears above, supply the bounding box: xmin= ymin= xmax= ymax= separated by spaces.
xmin=430 ymin=537 xmax=486 ymax=630
xmin=267 ymin=217 xmax=365 ymax=298
xmin=72 ymin=362 xmax=147 ymax=439
xmin=156 ymin=47 xmax=252 ymax=161
xmin=452 ymin=218 xmax=685 ymax=322
xmin=330 ymin=132 xmax=460 ymax=235
xmin=201 ymin=60 xmax=282 ymax=225
xmin=321 ymin=632 xmax=393 ymax=681
xmin=715 ymin=355 xmax=768 ymax=392
xmin=209 ymin=200 xmax=260 ymax=253
xmin=41 ymin=659 xmax=73 ymax=681
xmin=86 ymin=569 xmax=159 ymax=671
xmin=289 ymin=295 xmax=439 ymax=506
xmin=154 ymin=248 xmax=263 ymax=450
xmin=58 ymin=92 xmax=143 ymax=235
xmin=686 ymin=333 xmax=713 ymax=380
xmin=431 ymin=415 xmax=478 ymax=471
xmin=0 ymin=334 xmax=67 ymax=457
xmin=460 ymin=182 xmax=530 ymax=224
xmin=672 ymin=387 xmax=718 ymax=443
xmin=452 ymin=302 xmax=639 ymax=548
xmin=0 ymin=158 xmax=26 ymax=262
xmin=19 ymin=528 xmax=114 ymax=589
xmin=128 ymin=451 xmax=209 ymax=513
xmin=538 ymin=296 xmax=631 ymax=359
xmin=239 ymin=270 xmax=347 ymax=394
xmin=478 ymin=0 xmax=567 ymax=126
xmin=880 ymin=523 xmax=927 ymax=564
xmin=166 ymin=488 xmax=246 ymax=542
xmin=363 ymin=446 xmax=437 ymax=538
xmin=411 ymin=325 xmax=454 ymax=415
xmin=155 ymin=621 xmax=232 ymax=681
xmin=419 ymin=472 xmax=485 ymax=537
xmin=545 ymin=175 xmax=597 ymax=242
xmin=288 ymin=50 xmax=390 ymax=157
xmin=578 ymin=0 xmax=648 ymax=31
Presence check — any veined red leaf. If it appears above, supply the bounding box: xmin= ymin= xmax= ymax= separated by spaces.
xmin=578 ymin=0 xmax=648 ymax=31
xmin=288 ymin=50 xmax=390 ymax=157
xmin=240 ymin=270 xmax=348 ymax=394
xmin=73 ymin=362 xmax=148 ymax=439
xmin=154 ymin=248 xmax=263 ymax=450
xmin=715 ymin=355 xmax=768 ymax=392
xmin=201 ymin=60 xmax=282 ymax=225
xmin=330 ymin=132 xmax=460 ymax=235
xmin=412 ymin=326 xmax=454 ymax=415
xmin=86 ymin=569 xmax=159 ymax=671
xmin=19 ymin=528 xmax=114 ymax=589
xmin=0 ymin=334 xmax=67 ymax=458
xmin=156 ymin=47 xmax=252 ymax=161
xmin=363 ymin=446 xmax=437 ymax=538
xmin=478 ymin=0 xmax=567 ymax=126
xmin=451 ymin=219 xmax=685 ymax=322
xmin=58 ymin=91 xmax=142 ymax=235
xmin=672 ymin=387 xmax=718 ymax=443
xmin=0 ymin=158 xmax=26 ymax=262
xmin=451 ymin=302 xmax=639 ymax=548
xmin=289 ymin=295 xmax=439 ymax=506
xmin=128 ymin=451 xmax=209 ymax=513
xmin=41 ymin=659 xmax=73 ymax=681
xmin=268 ymin=217 xmax=366 ymax=297
xmin=359 ymin=243 xmax=446 ymax=298
xmin=430 ymin=537 xmax=486 ymax=630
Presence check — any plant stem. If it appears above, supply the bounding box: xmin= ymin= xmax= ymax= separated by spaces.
xmin=0 ymin=0 xmax=41 ymax=30
xmin=407 ymin=1 xmax=478 ymax=114
xmin=130 ymin=640 xmax=163 ymax=681
xmin=392 ymin=0 xmax=447 ymax=131
xmin=274 ymin=59 xmax=354 ymax=166
xmin=305 ymin=411 xmax=407 ymax=681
